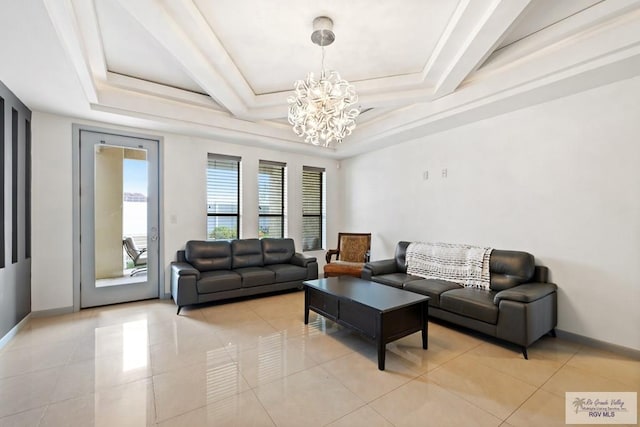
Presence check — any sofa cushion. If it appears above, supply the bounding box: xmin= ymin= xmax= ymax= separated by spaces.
xmin=440 ymin=288 xmax=499 ymax=324
xmin=489 ymin=250 xmax=535 ymax=291
xmin=232 ymin=239 xmax=264 ymax=269
xmin=235 ymin=267 xmax=275 ymax=288
xmin=185 ymin=240 xmax=232 ymax=272
xmin=196 ymin=270 xmax=241 ymax=294
xmin=262 ymin=238 xmax=295 ymax=265
xmin=372 ymin=273 xmax=421 ymax=289
xmin=404 ymin=279 xmax=463 ymax=308
xmin=266 ymin=264 xmax=307 ymax=282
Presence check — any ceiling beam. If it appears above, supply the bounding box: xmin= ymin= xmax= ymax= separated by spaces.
xmin=481 ymin=0 xmax=640 ymax=73
xmin=429 ymin=0 xmax=532 ymax=99
xmin=72 ymin=0 xmax=108 ymax=81
xmin=42 ymin=0 xmax=98 ymax=103
xmin=114 ymin=0 xmax=250 ymax=118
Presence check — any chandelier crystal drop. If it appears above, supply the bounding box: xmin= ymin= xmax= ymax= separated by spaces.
xmin=287 ymin=17 xmax=360 ymax=147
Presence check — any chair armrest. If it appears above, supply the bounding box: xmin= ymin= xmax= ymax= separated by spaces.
xmin=291 ymin=253 xmax=316 ymax=267
xmin=171 ymin=262 xmax=200 ymax=280
xmin=325 ymin=249 xmax=339 ymax=264
xmin=494 ymin=282 xmax=557 ymax=305
xmin=363 ymin=259 xmax=397 ymax=276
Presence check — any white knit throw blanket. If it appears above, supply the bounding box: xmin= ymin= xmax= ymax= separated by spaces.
xmin=406 ymin=242 xmax=493 ymax=290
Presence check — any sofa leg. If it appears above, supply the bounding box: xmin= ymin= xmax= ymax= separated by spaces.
xmin=176 ymin=306 xmax=182 ymax=315
xmin=521 ymin=347 xmax=529 ymax=360
xmin=549 ymin=328 xmax=557 ymax=338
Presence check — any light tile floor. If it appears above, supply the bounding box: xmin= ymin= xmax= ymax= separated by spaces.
xmin=0 ymin=291 xmax=638 ymax=426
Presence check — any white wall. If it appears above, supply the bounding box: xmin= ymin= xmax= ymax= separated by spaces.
xmin=162 ymin=132 xmax=343 ymax=293
xmin=31 ymin=113 xmax=74 ymax=311
xmin=341 ymin=76 xmax=640 ymax=351
xmin=31 ymin=113 xmax=342 ymax=311
xmin=29 ymin=76 xmax=640 ymax=351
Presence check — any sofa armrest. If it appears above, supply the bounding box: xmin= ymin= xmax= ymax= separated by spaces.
xmin=171 ymin=262 xmax=200 ymax=280
xmin=363 ymin=259 xmax=397 ymax=276
xmin=494 ymin=282 xmax=557 ymax=305
xmin=291 ymin=253 xmax=316 ymax=267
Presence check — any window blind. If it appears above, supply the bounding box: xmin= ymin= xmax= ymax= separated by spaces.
xmin=258 ymin=160 xmax=286 ymax=238
xmin=207 ymin=153 xmax=241 ymax=240
xmin=302 ymin=166 xmax=324 ymax=251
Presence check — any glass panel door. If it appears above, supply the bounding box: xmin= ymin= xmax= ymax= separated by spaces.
xmin=79 ymin=130 xmax=159 ymax=308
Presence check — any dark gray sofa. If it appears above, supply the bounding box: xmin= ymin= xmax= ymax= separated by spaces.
xmin=171 ymin=238 xmax=318 ymax=314
xmin=362 ymin=241 xmax=557 ymax=358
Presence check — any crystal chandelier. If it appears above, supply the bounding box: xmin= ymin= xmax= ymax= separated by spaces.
xmin=288 ymin=17 xmax=360 ymax=147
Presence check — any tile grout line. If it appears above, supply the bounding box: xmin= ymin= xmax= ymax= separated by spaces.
xmin=249 ymin=387 xmax=279 ymax=427
xmin=424 ymin=347 xmax=536 ymax=424
xmin=500 ymin=343 xmax=584 ymax=423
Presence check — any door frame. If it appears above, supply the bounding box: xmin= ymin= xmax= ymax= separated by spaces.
xmin=72 ymin=124 xmax=165 ymax=312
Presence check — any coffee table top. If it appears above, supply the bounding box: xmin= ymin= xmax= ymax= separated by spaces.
xmin=303 ymin=277 xmax=429 ymax=313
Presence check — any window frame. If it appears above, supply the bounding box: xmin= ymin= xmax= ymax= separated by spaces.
xmin=302 ymin=166 xmax=325 ymax=251
xmin=258 ymin=160 xmax=286 ymax=238
xmin=206 ymin=153 xmax=241 ymax=240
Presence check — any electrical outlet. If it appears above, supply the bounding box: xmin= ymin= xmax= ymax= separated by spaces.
xmin=423 ymin=171 xmax=429 ymax=180
xmin=441 ymin=168 xmax=448 ymax=178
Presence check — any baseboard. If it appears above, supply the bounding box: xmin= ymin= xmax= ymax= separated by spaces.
xmin=30 ymin=306 xmax=74 ymax=318
xmin=556 ymin=329 xmax=640 ymax=360
xmin=0 ymin=314 xmax=32 ymax=351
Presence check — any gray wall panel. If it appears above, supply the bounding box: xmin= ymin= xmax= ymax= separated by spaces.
xmin=0 ymin=80 xmax=31 ymax=339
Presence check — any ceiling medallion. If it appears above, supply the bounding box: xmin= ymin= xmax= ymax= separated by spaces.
xmin=287 ymin=17 xmax=360 ymax=147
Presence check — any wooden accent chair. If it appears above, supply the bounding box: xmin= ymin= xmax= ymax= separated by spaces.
xmin=323 ymin=232 xmax=371 ymax=278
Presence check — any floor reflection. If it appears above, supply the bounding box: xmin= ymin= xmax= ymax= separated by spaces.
xmin=1 ymin=294 xmax=637 ymax=426
xmin=122 ymin=319 xmax=148 ymax=371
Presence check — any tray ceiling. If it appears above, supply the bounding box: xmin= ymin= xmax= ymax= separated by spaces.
xmin=5 ymin=0 xmax=640 ymax=157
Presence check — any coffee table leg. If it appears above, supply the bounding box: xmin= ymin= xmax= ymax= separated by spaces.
xmin=377 ymin=313 xmax=385 ymax=370
xmin=378 ymin=341 xmax=386 ymax=370
xmin=421 ymin=302 xmax=428 ymax=350
xmin=304 ymin=287 xmax=309 ymax=325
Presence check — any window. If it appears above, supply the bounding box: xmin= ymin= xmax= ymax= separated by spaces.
xmin=258 ymin=160 xmax=286 ymax=238
xmin=302 ymin=166 xmax=325 ymax=251
xmin=207 ymin=154 xmax=241 ymax=240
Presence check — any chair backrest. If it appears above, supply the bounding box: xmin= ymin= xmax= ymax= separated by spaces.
xmin=123 ymin=237 xmax=139 ymax=259
xmin=123 ymin=236 xmax=147 ymax=266
xmin=337 ymin=233 xmax=371 ymax=262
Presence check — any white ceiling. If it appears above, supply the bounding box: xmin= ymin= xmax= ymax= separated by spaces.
xmin=1 ymin=0 xmax=639 ymax=158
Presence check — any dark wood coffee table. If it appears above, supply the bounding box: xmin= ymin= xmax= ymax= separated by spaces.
xmin=303 ymin=276 xmax=429 ymax=370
